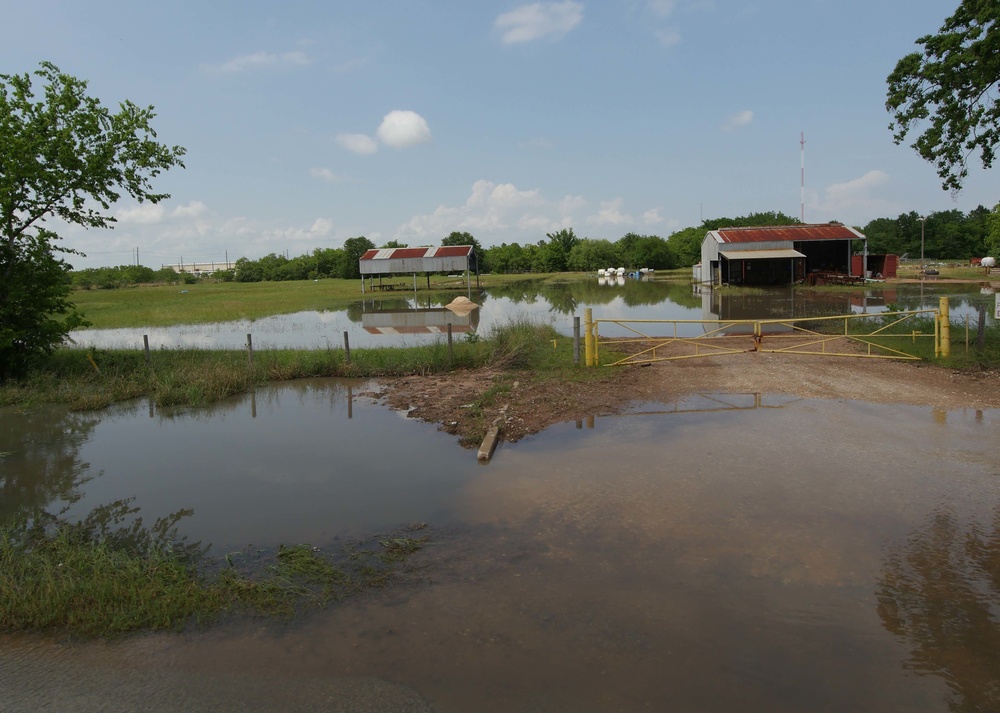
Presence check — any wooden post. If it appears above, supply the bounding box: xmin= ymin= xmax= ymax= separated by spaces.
xmin=343 ymin=331 xmax=351 ymax=364
xmin=447 ymin=323 xmax=453 ymax=368
xmin=573 ymin=317 xmax=580 ymax=365
xmin=246 ymin=333 xmax=254 ymax=367
xmin=143 ymin=334 xmax=151 ymax=366
xmin=978 ymin=304 xmax=987 ymax=350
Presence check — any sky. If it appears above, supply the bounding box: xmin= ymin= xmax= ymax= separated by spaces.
xmin=4 ymin=0 xmax=997 ymax=270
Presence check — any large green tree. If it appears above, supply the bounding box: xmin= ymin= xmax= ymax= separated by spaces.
xmin=0 ymin=62 xmax=185 ymax=378
xmin=341 ymin=236 xmax=375 ymax=279
xmin=886 ymin=1 xmax=1000 ymax=192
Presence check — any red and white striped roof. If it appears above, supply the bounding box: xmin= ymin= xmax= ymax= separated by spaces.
xmin=360 ymin=245 xmax=474 ymax=261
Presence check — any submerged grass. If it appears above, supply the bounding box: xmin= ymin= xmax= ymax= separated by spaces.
xmin=0 ymin=511 xmax=428 ymax=639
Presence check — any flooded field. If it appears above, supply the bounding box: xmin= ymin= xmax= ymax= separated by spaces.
xmin=67 ymin=278 xmax=998 ymax=350
xmin=2 ymin=384 xmax=999 ymax=712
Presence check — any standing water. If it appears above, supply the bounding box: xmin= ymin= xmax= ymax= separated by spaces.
xmin=2 ymin=384 xmax=999 ymax=712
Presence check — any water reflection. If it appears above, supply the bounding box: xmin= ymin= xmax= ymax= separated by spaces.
xmin=0 ymin=406 xmax=100 ymax=522
xmin=877 ymin=508 xmax=1000 ymax=713
xmin=67 ymin=278 xmax=995 ymax=352
xmin=2 ymin=380 xmax=475 ymax=553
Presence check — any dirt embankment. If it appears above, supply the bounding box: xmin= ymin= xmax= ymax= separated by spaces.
xmin=372 ymin=355 xmax=1000 ymax=447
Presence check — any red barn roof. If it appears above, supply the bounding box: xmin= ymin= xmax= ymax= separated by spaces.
xmin=713 ymin=224 xmax=864 ymax=244
xmin=360 ymin=245 xmax=475 ymax=261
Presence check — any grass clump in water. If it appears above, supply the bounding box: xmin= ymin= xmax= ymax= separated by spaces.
xmin=0 ymin=505 xmax=428 ymax=639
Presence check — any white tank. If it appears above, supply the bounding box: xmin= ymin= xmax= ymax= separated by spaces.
xmin=982 ymin=256 xmax=997 ymax=268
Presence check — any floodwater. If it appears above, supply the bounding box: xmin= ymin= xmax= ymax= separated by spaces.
xmin=2 ymin=385 xmax=1000 ymax=712
xmin=67 ymin=278 xmax=998 ymax=349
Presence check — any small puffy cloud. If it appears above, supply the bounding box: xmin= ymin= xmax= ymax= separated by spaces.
xmin=496 ymin=1 xmax=583 ymax=44
xmin=376 ymin=110 xmax=432 ymax=149
xmin=211 ymin=51 xmax=310 ymax=73
xmin=310 ymin=167 xmax=343 ymax=182
xmin=336 ymin=133 xmax=379 ymax=155
xmin=654 ymin=28 xmax=681 ymax=46
xmin=723 ymin=109 xmax=754 ymax=131
xmin=647 ymin=0 xmax=678 ymax=18
xmin=589 ymin=198 xmax=633 ymax=226
xmin=642 ymin=207 xmax=664 ymax=225
xmin=811 ymin=170 xmax=896 ymax=223
xmin=117 ymin=203 xmax=165 ymax=224
xmin=172 ymin=201 xmax=208 ymax=218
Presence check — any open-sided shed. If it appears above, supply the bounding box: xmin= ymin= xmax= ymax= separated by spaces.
xmin=358 ymin=245 xmax=478 ymax=293
xmin=698 ymin=224 xmax=866 ymax=286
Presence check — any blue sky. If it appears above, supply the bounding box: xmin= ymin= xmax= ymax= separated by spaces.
xmin=5 ymin=1 xmax=996 ymax=269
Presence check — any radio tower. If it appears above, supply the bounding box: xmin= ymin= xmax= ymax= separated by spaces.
xmin=800 ymin=131 xmax=805 ymax=223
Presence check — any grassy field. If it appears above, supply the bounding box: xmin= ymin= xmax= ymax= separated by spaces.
xmin=69 ymin=273 xmax=580 ymax=329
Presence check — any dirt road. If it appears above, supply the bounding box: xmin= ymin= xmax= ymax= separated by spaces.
xmin=375 ymin=355 xmax=1000 ymax=447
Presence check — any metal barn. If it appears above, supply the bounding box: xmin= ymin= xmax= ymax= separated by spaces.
xmin=698 ymin=224 xmax=866 ymax=287
xmin=358 ymin=245 xmax=478 ymax=293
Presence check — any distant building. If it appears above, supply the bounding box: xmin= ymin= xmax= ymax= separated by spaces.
xmin=359 ymin=245 xmax=478 ymax=293
xmin=162 ymin=261 xmax=233 ymax=274
xmin=697 ymin=224 xmax=865 ymax=286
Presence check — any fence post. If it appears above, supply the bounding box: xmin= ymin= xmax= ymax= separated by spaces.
xmin=939 ymin=297 xmax=950 ymax=358
xmin=977 ymin=304 xmax=987 ymax=351
xmin=143 ymin=335 xmax=151 ymax=366
xmin=584 ymin=308 xmax=594 ymax=367
xmin=343 ymin=331 xmax=351 ymax=364
xmin=447 ymin=323 xmax=453 ymax=368
xmin=573 ymin=316 xmax=581 ymax=365
xmin=246 ymin=333 xmax=254 ymax=367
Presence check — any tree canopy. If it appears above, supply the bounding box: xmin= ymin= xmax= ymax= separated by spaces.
xmin=0 ymin=62 xmax=185 ymax=378
xmin=886 ymin=0 xmax=1000 ymax=192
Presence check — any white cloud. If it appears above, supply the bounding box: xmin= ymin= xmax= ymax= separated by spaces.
xmin=376 ymin=110 xmax=432 ymax=149
xmin=310 ymin=167 xmax=343 ymax=182
xmin=117 ymin=203 xmax=165 ymax=224
xmin=654 ymin=27 xmax=681 ymax=46
xmin=589 ymin=198 xmax=634 ymax=226
xmin=395 ymin=180 xmax=667 ymax=244
xmin=496 ymin=1 xmax=584 ymax=44
xmin=642 ymin=207 xmax=664 ymax=225
xmin=172 ymin=201 xmax=208 ymax=218
xmin=647 ymin=0 xmax=678 ymax=18
xmin=210 ymin=50 xmax=310 ymax=73
xmin=722 ymin=109 xmax=753 ymax=131
xmin=811 ymin=170 xmax=896 ymax=223
xmin=336 ymin=133 xmax=378 ymax=155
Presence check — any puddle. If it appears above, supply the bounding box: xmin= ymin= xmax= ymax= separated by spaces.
xmin=2 ymin=391 xmax=999 ymax=711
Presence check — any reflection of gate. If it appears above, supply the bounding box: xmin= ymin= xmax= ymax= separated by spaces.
xmin=585 ymin=307 xmax=945 ymax=366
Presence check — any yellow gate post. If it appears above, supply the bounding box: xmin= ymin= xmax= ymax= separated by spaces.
xmin=584 ymin=308 xmax=594 ymax=367
xmin=939 ymin=297 xmax=950 ymax=358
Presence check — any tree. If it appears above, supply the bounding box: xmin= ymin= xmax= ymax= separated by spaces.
xmin=886 ymin=1 xmax=1000 ymax=192
xmin=341 ymin=236 xmax=375 ymax=279
xmin=0 ymin=62 xmax=185 ymax=378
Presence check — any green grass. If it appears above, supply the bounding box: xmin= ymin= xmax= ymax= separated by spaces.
xmin=0 ymin=318 xmax=581 ymax=410
xmin=0 ymin=510 xmax=428 ymax=639
xmin=70 ymin=274 xmax=575 ymax=329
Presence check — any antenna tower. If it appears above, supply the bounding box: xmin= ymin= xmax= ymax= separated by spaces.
xmin=800 ymin=131 xmax=805 ymax=223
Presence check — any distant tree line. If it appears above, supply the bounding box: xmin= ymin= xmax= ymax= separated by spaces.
xmin=861 ymin=206 xmax=1000 ymax=260
xmin=68 ymin=204 xmax=1000 ymax=288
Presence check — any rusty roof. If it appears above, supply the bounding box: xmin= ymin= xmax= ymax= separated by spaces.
xmin=713 ymin=224 xmax=864 ymax=244
xmin=360 ymin=245 xmax=474 ymax=261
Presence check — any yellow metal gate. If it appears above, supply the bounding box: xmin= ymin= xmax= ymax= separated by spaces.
xmin=583 ymin=302 xmax=950 ymax=366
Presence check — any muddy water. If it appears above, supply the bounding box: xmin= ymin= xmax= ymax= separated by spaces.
xmin=2 ymin=392 xmax=1000 ymax=712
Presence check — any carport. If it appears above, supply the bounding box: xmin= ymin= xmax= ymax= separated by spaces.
xmin=718 ymin=248 xmax=806 ymax=286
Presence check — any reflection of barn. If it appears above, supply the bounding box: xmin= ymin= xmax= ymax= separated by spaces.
xmin=361 ymin=308 xmax=480 ymax=335
xmin=697 ymin=224 xmax=865 ymax=287
xmin=359 ymin=246 xmax=478 ymax=293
